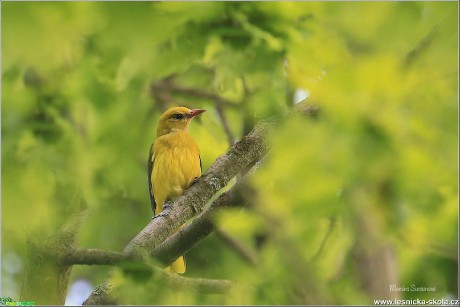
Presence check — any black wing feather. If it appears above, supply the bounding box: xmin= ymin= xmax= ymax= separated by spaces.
xmin=147 ymin=144 xmax=156 ymax=215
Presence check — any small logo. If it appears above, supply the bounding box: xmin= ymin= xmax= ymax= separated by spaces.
xmin=0 ymin=297 xmax=35 ymax=306
xmin=0 ymin=297 xmax=13 ymax=306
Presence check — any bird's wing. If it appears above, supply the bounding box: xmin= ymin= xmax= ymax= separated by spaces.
xmin=147 ymin=144 xmax=156 ymax=214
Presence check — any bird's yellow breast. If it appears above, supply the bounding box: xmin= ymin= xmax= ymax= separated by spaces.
xmin=151 ymin=131 xmax=201 ymax=215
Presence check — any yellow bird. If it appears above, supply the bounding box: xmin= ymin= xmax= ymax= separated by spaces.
xmin=148 ymin=106 xmax=205 ymax=273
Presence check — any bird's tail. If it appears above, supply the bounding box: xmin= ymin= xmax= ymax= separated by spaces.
xmin=166 ymin=255 xmax=186 ymax=274
xmin=164 ymin=224 xmax=186 ymax=274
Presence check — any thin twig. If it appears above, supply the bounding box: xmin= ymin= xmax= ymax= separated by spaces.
xmin=150 ymin=75 xmax=238 ymax=145
xmin=168 ymin=83 xmax=239 ymax=108
xmin=215 ymin=101 xmax=236 ymax=145
xmin=161 ymin=269 xmax=237 ymax=294
xmin=83 ymin=266 xmax=238 ymax=305
xmin=405 ymin=26 xmax=436 ymax=67
xmin=312 ymin=216 xmax=337 ymax=262
xmin=215 ymin=229 xmax=258 ymax=265
xmin=167 ymin=81 xmax=238 ymax=145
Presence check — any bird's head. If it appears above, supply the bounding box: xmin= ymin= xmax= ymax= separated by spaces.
xmin=156 ymin=106 xmax=206 ymax=137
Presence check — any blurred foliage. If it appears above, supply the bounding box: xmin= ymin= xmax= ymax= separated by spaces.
xmin=2 ymin=1 xmax=458 ymax=305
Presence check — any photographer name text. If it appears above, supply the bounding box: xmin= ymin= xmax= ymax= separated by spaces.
xmin=389 ymin=284 xmax=436 ymax=292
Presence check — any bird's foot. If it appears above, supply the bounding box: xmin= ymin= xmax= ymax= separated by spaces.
xmin=154 ymin=201 xmax=173 ymax=221
xmin=162 ymin=201 xmax=172 ymax=212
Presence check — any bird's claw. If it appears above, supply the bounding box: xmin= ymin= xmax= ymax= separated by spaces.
xmin=153 ymin=201 xmax=173 ymax=221
xmin=163 ymin=201 xmax=172 ymax=212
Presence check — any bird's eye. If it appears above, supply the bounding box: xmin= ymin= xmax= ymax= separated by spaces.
xmin=171 ymin=113 xmax=184 ymax=120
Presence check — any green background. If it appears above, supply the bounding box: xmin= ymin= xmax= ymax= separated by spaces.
xmin=2 ymin=1 xmax=458 ymax=305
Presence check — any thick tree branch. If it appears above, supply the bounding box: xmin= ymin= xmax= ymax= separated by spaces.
xmin=151 ymin=165 xmax=258 ymax=265
xmin=82 ymin=169 xmax=252 ymax=305
xmin=83 ymin=281 xmax=116 ymax=305
xmin=64 ymin=249 xmax=132 ymax=266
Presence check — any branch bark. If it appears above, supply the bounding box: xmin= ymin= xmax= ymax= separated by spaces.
xmin=64 ymin=249 xmax=132 ymax=266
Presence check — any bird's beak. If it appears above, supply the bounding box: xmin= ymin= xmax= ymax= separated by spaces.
xmin=188 ymin=109 xmax=206 ymax=118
